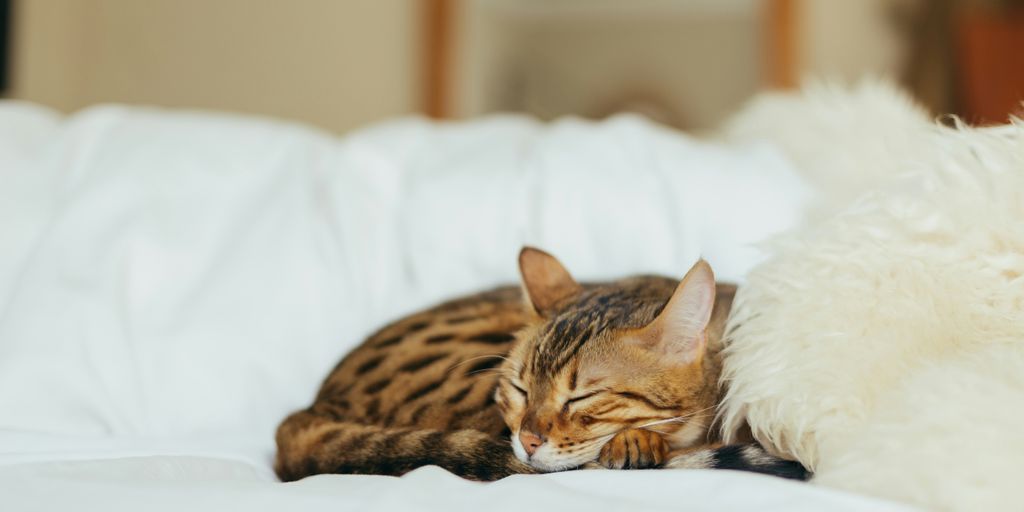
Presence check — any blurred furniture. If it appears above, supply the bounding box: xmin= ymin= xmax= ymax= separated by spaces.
xmin=904 ymin=0 xmax=1024 ymax=124
xmin=766 ymin=0 xmax=798 ymax=89
xmin=423 ymin=0 xmax=799 ymax=129
xmin=956 ymin=7 xmax=1024 ymax=124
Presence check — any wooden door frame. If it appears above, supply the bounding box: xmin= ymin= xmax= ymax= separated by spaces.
xmin=422 ymin=0 xmax=455 ymax=118
xmin=766 ymin=0 xmax=799 ymax=89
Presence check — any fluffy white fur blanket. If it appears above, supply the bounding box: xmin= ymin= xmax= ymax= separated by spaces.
xmin=718 ymin=81 xmax=1024 ymax=511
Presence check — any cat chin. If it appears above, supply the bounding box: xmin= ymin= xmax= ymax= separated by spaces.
xmin=511 ymin=430 xmax=595 ymax=472
xmin=528 ymin=449 xmax=599 ymax=473
xmin=526 ymin=457 xmax=587 ymax=473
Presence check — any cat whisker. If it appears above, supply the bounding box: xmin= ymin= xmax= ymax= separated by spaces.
xmin=466 ymin=368 xmax=509 ymax=377
xmin=447 ymin=354 xmax=511 ymax=371
xmin=642 ymin=425 xmax=670 ymax=435
xmin=637 ymin=405 xmax=717 ymax=430
xmin=578 ymin=432 xmax=618 ymax=444
xmin=447 ymin=355 xmax=524 ymax=380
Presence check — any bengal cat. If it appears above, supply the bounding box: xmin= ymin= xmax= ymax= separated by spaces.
xmin=275 ymin=248 xmax=807 ymax=482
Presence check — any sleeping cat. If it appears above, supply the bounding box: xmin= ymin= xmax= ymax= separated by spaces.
xmin=275 ymin=248 xmax=807 ymax=481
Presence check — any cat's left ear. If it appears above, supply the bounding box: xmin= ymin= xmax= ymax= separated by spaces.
xmin=518 ymin=247 xmax=581 ymax=317
xmin=634 ymin=260 xmax=716 ymax=365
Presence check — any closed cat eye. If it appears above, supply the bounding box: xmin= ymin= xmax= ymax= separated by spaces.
xmin=563 ymin=390 xmax=601 ymax=407
xmin=510 ymin=383 xmax=528 ymax=397
xmin=561 ymin=390 xmax=602 ymax=414
xmin=565 ymin=390 xmax=601 ymax=404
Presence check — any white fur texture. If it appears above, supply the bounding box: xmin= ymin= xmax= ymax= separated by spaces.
xmin=723 ymin=79 xmax=934 ymax=218
xmin=718 ymin=81 xmax=1024 ymax=511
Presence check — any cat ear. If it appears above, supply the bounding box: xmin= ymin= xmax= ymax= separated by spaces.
xmin=635 ymin=259 xmax=716 ymax=365
xmin=518 ymin=247 xmax=581 ymax=317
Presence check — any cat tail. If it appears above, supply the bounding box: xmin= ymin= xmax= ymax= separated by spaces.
xmin=664 ymin=443 xmax=810 ymax=481
xmin=274 ymin=409 xmax=534 ymax=482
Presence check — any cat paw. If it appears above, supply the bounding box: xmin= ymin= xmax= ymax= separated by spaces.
xmin=598 ymin=429 xmax=668 ymax=469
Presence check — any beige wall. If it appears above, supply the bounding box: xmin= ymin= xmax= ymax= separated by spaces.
xmin=7 ymin=0 xmax=421 ymax=133
xmin=4 ymin=0 xmax=911 ymax=133
xmin=449 ymin=0 xmax=911 ymax=129
xmin=453 ymin=0 xmax=763 ymax=130
xmin=798 ymin=0 xmax=910 ymax=82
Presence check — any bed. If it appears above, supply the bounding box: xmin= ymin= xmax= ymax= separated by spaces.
xmin=0 ymin=98 xmax=917 ymax=511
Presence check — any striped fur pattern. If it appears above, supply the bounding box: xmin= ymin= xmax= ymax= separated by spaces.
xmin=274 ymin=248 xmax=808 ymax=482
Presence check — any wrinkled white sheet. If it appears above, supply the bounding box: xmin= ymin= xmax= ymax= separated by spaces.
xmin=0 ymin=101 xmax=907 ymax=511
xmin=1 ymin=455 xmax=915 ymax=512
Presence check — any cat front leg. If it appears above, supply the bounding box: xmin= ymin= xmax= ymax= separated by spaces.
xmin=597 ymin=428 xmax=669 ymax=469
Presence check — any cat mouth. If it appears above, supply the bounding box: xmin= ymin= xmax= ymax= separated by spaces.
xmin=511 ymin=431 xmax=591 ymax=471
xmin=522 ymin=451 xmax=586 ymax=472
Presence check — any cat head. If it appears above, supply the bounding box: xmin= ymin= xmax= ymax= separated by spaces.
xmin=495 ymin=247 xmax=718 ymax=471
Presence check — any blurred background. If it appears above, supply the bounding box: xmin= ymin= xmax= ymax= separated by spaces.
xmin=0 ymin=0 xmax=1021 ymax=133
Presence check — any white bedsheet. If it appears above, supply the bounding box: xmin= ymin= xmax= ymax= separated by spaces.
xmin=0 ymin=101 xmax=907 ymax=510
xmin=2 ymin=455 xmax=913 ymax=512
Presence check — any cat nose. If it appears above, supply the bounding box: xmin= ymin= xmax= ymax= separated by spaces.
xmin=519 ymin=431 xmax=545 ymax=456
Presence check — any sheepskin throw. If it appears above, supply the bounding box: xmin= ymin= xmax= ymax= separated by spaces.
xmin=719 ymin=81 xmax=1024 ymax=511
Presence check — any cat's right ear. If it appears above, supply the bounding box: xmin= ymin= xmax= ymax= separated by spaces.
xmin=518 ymin=247 xmax=581 ymax=317
xmin=632 ymin=259 xmax=716 ymax=365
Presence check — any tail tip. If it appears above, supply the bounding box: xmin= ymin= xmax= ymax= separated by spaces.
xmin=712 ymin=444 xmax=811 ymax=481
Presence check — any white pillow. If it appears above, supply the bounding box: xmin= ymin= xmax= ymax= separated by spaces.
xmin=0 ymin=104 xmax=809 ymax=441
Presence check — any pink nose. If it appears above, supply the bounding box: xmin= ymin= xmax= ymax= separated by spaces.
xmin=519 ymin=431 xmax=545 ymax=456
